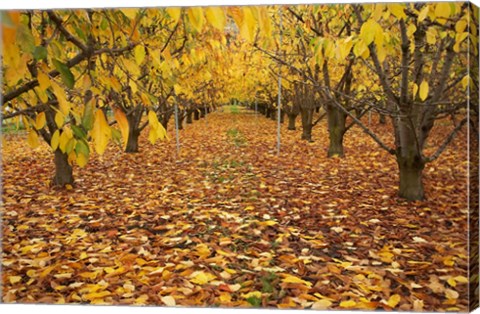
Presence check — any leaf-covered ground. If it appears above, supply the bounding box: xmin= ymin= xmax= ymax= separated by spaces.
xmin=1 ymin=107 xmax=470 ymax=311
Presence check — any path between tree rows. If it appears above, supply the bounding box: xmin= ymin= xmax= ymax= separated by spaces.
xmin=1 ymin=107 xmax=469 ymax=310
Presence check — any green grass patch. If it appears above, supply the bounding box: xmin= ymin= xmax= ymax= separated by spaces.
xmin=226 ymin=127 xmax=247 ymax=147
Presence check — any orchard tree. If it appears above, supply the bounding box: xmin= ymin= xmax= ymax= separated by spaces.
xmin=353 ymin=2 xmax=474 ymax=200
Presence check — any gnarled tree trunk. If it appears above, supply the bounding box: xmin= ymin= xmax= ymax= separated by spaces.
xmin=53 ymin=149 xmax=73 ymax=186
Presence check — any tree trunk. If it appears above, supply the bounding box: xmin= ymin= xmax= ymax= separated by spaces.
xmin=53 ymin=149 xmax=73 ymax=186
xmin=186 ymin=110 xmax=193 ymax=124
xmin=124 ymin=106 xmax=143 ymax=153
xmin=300 ymin=108 xmax=314 ymax=141
xmin=287 ymin=114 xmax=297 ymax=130
xmin=396 ymin=153 xmax=425 ymax=201
xmin=327 ymin=106 xmax=347 ymax=157
xmin=395 ymin=113 xmax=426 ymax=201
xmin=125 ymin=129 xmax=140 ymax=153
xmin=178 ymin=114 xmax=184 ymax=130
xmin=280 ymin=110 xmax=285 ymax=123
xmin=379 ymin=114 xmax=386 ymax=124
xmin=200 ymin=108 xmax=206 ymax=118
xmin=161 ymin=114 xmax=169 ymax=131
xmin=194 ymin=110 xmax=200 ymax=120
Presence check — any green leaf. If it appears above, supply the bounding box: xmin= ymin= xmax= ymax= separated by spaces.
xmin=246 ymin=296 xmax=262 ymax=307
xmin=16 ymin=24 xmax=35 ymax=53
xmin=82 ymin=99 xmax=95 ymax=131
xmin=65 ymin=138 xmax=76 ymax=154
xmin=71 ymin=125 xmax=87 ymax=139
xmin=52 ymin=59 xmax=75 ymax=89
xmin=33 ymin=46 xmax=48 ymax=61
xmin=111 ymin=128 xmax=122 ymax=143
xmin=75 ymin=139 xmax=90 ymax=157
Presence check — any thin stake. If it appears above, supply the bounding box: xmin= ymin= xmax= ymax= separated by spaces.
xmin=277 ymin=6 xmax=283 ymax=156
xmin=174 ymin=103 xmax=180 ymax=154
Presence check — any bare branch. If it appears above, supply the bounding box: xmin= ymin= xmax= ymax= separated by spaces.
xmin=424 ymin=118 xmax=468 ymax=162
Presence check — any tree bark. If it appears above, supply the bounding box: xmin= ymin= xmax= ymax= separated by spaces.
xmin=379 ymin=113 xmax=386 ymax=124
xmin=194 ymin=110 xmax=200 ymax=120
xmin=186 ymin=110 xmax=193 ymax=124
xmin=396 ymin=153 xmax=425 ymax=201
xmin=327 ymin=106 xmax=347 ymax=157
xmin=53 ymin=149 xmax=73 ymax=186
xmin=125 ymin=129 xmax=140 ymax=153
xmin=287 ymin=114 xmax=297 ymax=130
xmin=300 ymin=108 xmax=314 ymax=141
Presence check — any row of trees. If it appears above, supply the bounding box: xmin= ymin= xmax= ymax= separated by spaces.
xmin=2 ymin=3 xmax=478 ymax=201
xmin=246 ymin=3 xmax=478 ymax=200
xmin=2 ymin=7 xmax=267 ymax=185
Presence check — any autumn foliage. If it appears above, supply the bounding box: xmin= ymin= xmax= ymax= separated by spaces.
xmin=1 ymin=2 xmax=478 ymax=312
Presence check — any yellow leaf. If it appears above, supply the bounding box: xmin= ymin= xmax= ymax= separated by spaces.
xmin=40 ymin=265 xmax=56 ymax=278
xmin=435 ymin=3 xmax=452 ymax=21
xmin=51 ymin=82 xmax=70 ymax=116
xmin=312 ymin=299 xmax=332 ymax=310
xmin=260 ymin=220 xmax=277 ymax=226
xmin=80 ymin=252 xmax=88 ymax=260
xmin=113 ymin=108 xmax=129 ymax=150
xmin=419 ymin=80 xmax=429 ymax=101
xmin=50 ymin=130 xmax=60 ymax=151
xmin=37 ymin=71 xmax=51 ymax=91
xmin=426 ymin=27 xmax=437 ymax=45
xmin=413 ymin=83 xmax=419 ymax=98
xmin=340 ymin=299 xmax=357 ymax=308
xmin=242 ymin=291 xmax=262 ymax=299
xmin=55 ymin=112 xmax=65 ymax=128
xmin=173 ymin=84 xmax=182 ymax=95
xmin=189 ymin=271 xmax=216 ymax=285
xmin=59 ymin=128 xmax=72 ymax=153
xmin=161 ymin=295 xmax=176 ymax=306
xmin=445 ymin=289 xmax=459 ymax=299
xmin=9 ymin=276 xmax=22 ymax=284
xmin=83 ymin=291 xmax=111 ymax=301
xmin=456 ymin=19 xmax=467 ymax=33
xmin=134 ymin=45 xmax=146 ymax=65
xmin=76 ymin=153 xmax=88 ymax=168
xmin=360 ymin=20 xmax=378 ymax=45
xmin=91 ymin=110 xmax=111 ymax=155
xmin=389 ymin=4 xmax=406 ymax=20
xmin=387 ymin=294 xmax=401 ymax=308
xmin=282 ymin=274 xmax=312 ymax=287
xmin=122 ymin=8 xmax=138 ymax=20
xmin=205 ymin=7 xmax=226 ymax=31
xmin=454 ymin=275 xmax=469 ymax=284
xmin=240 ymin=7 xmax=256 ymax=42
xmin=418 ymin=5 xmax=429 ymax=22
xmin=79 ymin=271 xmax=99 ymax=280
xmin=27 ymin=130 xmax=40 ymax=149
xmin=187 ymin=7 xmax=205 ymax=33
xmin=35 ymin=112 xmax=46 ymax=130
xmin=219 ymin=292 xmax=232 ymax=303
xmin=447 ymin=278 xmax=457 ymax=287
xmin=166 ymin=7 xmax=182 ymax=24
